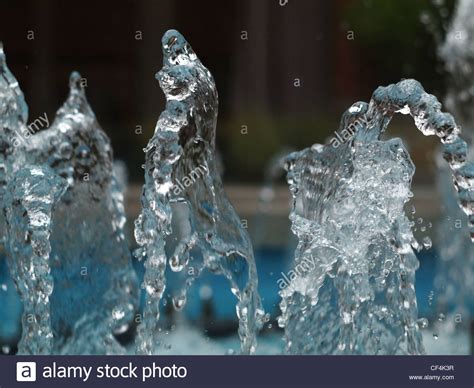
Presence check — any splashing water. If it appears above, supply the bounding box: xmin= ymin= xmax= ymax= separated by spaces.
xmin=440 ymin=0 xmax=474 ymax=143
xmin=279 ymin=79 xmax=474 ymax=354
xmin=4 ymin=167 xmax=67 ymax=354
xmin=0 ymin=44 xmax=138 ymax=354
xmin=435 ymin=0 xmax=474 ymax=322
xmin=0 ymin=42 xmax=28 ymax=347
xmin=134 ymin=30 xmax=264 ymax=355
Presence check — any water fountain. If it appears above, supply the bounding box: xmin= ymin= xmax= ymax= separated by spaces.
xmin=1 ymin=25 xmax=472 ymax=356
xmin=435 ymin=0 xmax=474 ymax=332
xmin=278 ymin=79 xmax=474 ymax=354
xmin=0 ymin=45 xmax=139 ymax=354
xmin=0 ymin=30 xmax=265 ymax=356
xmin=133 ymin=30 xmax=264 ymax=355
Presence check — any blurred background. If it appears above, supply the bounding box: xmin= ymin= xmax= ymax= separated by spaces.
xmin=0 ymin=0 xmax=455 ymax=183
xmin=1 ymin=0 xmax=472 ymax=355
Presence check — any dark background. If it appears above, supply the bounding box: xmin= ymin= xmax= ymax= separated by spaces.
xmin=0 ymin=0 xmax=455 ymax=183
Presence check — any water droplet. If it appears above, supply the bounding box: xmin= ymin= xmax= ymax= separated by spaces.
xmin=422 ymin=236 xmax=432 ymax=249
xmin=428 ymin=290 xmax=434 ymax=306
xmin=172 ymin=294 xmax=186 ymax=310
xmin=169 ymin=255 xmax=184 ymax=272
xmin=417 ymin=317 xmax=429 ymax=329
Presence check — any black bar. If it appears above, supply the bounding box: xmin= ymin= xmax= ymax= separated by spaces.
xmin=0 ymin=355 xmax=472 ymax=388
